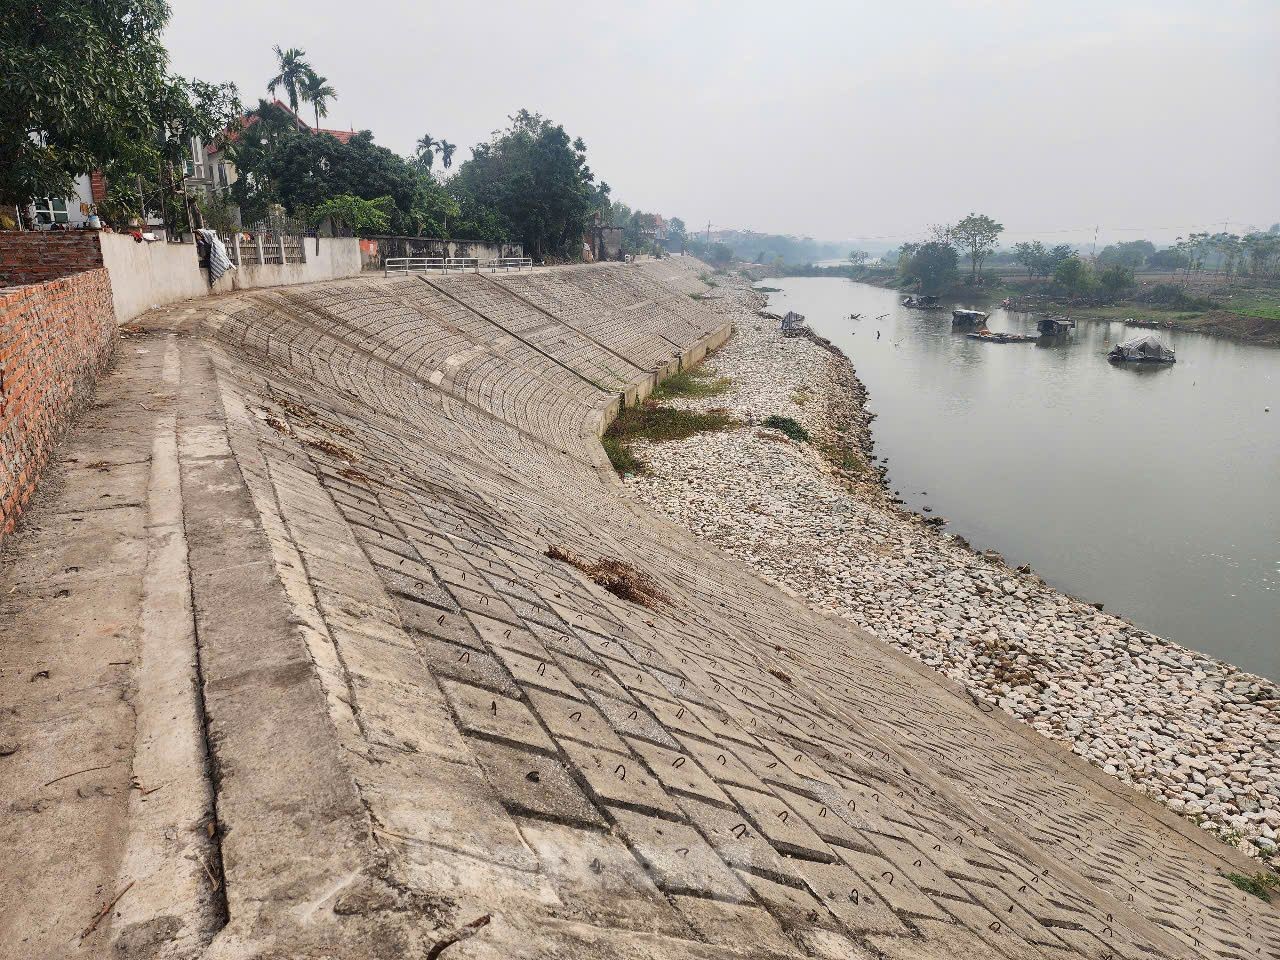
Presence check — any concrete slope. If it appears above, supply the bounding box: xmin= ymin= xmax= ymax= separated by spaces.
xmin=0 ymin=259 xmax=1276 ymax=959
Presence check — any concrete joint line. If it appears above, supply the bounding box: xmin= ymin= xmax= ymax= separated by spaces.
xmin=110 ymin=337 xmax=223 ymax=952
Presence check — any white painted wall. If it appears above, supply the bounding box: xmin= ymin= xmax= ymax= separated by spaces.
xmin=100 ymin=233 xmax=362 ymax=323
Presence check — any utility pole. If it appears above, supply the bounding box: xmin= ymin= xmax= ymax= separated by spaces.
xmin=705 ymin=220 xmax=711 ymax=243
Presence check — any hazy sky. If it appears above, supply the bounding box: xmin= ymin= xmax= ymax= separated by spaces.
xmin=164 ymin=0 xmax=1279 ymax=249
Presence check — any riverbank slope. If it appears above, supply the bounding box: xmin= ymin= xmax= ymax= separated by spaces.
xmin=623 ymin=271 xmax=1280 ymax=867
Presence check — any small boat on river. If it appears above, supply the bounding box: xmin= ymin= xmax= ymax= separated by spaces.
xmin=951 ymin=309 xmax=988 ymax=328
xmin=902 ymin=295 xmax=944 ymax=309
xmin=966 ymin=330 xmax=1037 ymax=344
xmin=1037 ymin=315 xmax=1076 ymax=336
xmin=1108 ymin=334 xmax=1176 ymax=364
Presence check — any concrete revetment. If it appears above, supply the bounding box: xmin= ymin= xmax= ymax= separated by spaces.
xmin=0 ymin=259 xmax=1275 ymax=959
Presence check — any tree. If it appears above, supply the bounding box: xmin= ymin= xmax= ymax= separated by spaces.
xmin=946 ymin=213 xmax=1003 ymax=283
xmin=449 ymin=110 xmax=608 ymax=260
xmin=1097 ymin=240 xmax=1154 ymax=270
xmin=1148 ymin=247 xmax=1189 ymax=271
xmin=847 ymin=250 xmax=869 ymax=268
xmin=1053 ymin=255 xmax=1094 ymax=297
xmin=267 ymin=46 xmax=311 ymax=114
xmin=1013 ymin=240 xmax=1048 ymax=278
xmin=437 ymin=140 xmax=457 ymax=170
xmin=414 ymin=134 xmax=438 ymax=171
xmin=902 ymin=240 xmax=958 ymax=294
xmin=1098 ymin=264 xmax=1134 ymax=300
xmin=1045 ymin=243 xmax=1075 ymax=275
xmin=310 ymin=194 xmax=391 ymax=236
xmin=301 ymin=71 xmax=336 ymax=130
xmin=0 ymin=0 xmax=238 ymax=214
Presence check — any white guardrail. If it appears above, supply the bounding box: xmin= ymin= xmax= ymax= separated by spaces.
xmin=383 ymin=256 xmax=534 ymax=276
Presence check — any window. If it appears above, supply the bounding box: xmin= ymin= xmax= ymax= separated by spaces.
xmin=32 ymin=197 xmax=69 ymax=224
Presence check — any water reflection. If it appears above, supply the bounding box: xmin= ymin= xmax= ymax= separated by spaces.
xmin=764 ymin=278 xmax=1280 ymax=680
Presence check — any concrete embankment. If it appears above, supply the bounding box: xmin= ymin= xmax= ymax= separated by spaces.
xmin=1 ymin=259 xmax=1276 ymax=958
xmin=624 ymin=272 xmax=1280 ymax=868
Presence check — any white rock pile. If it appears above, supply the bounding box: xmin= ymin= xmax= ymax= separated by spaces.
xmin=624 ymin=276 xmax=1280 ymax=863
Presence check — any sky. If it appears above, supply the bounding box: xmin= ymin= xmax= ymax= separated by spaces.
xmin=164 ymin=0 xmax=1280 ymax=251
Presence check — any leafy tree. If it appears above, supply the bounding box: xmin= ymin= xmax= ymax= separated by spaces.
xmin=301 ymin=72 xmax=337 ymax=130
xmin=669 ymin=217 xmax=687 ymax=241
xmin=0 ymin=0 xmax=240 ymax=217
xmin=902 ymin=240 xmax=958 ymax=294
xmin=1097 ymin=239 xmax=1154 ymax=270
xmin=847 ymin=250 xmax=869 ymax=267
xmin=1148 ymin=247 xmax=1189 ymax=271
xmin=706 ymin=242 xmax=733 ymax=267
xmin=1013 ymin=240 xmax=1047 ymax=278
xmin=1053 ymin=255 xmax=1094 ymax=296
xmin=946 ymin=213 xmax=1003 ymax=283
xmin=267 ymin=46 xmax=311 ymax=114
xmin=449 ymin=110 xmax=608 ymax=260
xmin=311 ymin=194 xmax=392 ymax=236
xmin=1098 ymin=264 xmax=1134 ymax=299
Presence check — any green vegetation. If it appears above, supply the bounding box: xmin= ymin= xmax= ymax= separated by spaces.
xmin=651 ymin=368 xmax=732 ymax=401
xmin=945 ymin=213 xmax=1004 ymax=284
xmin=603 ymin=402 xmax=737 ymax=474
xmin=1224 ymin=872 xmax=1279 ymax=902
xmin=898 ymin=241 xmax=960 ymax=294
xmin=762 ymin=415 xmax=811 ymax=443
xmin=0 ymin=0 xmax=242 ymax=233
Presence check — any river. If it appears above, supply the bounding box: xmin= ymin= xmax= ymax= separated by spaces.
xmin=762 ymin=278 xmax=1280 ymax=681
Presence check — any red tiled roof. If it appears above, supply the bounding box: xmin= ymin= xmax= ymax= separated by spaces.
xmin=208 ymin=100 xmax=358 ymax=154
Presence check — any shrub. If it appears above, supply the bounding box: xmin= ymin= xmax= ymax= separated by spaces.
xmin=762 ymin=415 xmax=810 ymax=442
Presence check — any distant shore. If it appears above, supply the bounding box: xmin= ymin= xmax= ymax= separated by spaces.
xmin=623 ymin=269 xmax=1280 ymax=865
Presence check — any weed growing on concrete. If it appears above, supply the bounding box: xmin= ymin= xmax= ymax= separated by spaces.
xmin=602 ymin=436 xmax=644 ymax=475
xmin=762 ymin=415 xmax=811 ymax=443
xmin=1224 ymin=871 xmax=1278 ymax=902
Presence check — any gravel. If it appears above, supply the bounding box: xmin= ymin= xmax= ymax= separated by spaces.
xmin=624 ymin=274 xmax=1280 ymax=863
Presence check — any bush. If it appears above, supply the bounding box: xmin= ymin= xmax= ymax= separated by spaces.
xmin=1137 ymin=283 xmax=1217 ymax=310
xmin=762 ymin=415 xmax=810 ymax=442
xmin=651 ymin=368 xmax=732 ymax=400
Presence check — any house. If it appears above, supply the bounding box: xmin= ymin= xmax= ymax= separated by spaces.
xmin=21 ymin=171 xmax=108 ymax=230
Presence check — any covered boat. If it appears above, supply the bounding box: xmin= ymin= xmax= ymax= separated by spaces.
xmin=902 ymin=294 xmax=943 ymax=309
xmin=951 ymin=308 xmax=988 ymax=328
xmin=1108 ymin=334 xmax=1175 ymax=364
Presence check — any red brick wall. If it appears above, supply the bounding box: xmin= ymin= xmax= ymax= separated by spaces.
xmin=1 ymin=268 xmax=117 ymax=539
xmin=0 ymin=231 xmax=104 ymax=287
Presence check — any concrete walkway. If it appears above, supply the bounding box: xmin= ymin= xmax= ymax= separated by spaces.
xmin=0 ymin=262 xmax=1275 ymax=959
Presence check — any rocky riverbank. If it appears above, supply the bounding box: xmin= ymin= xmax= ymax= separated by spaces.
xmin=624 ymin=272 xmax=1280 ymax=865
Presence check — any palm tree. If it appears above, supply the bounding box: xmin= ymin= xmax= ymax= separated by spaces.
xmin=267 ymin=46 xmax=311 ymax=115
xmin=302 ymin=71 xmax=337 ymax=130
xmin=414 ymin=135 xmax=438 ymax=171
xmin=438 ymin=140 xmax=457 ymax=170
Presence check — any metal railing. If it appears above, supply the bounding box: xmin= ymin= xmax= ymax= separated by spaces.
xmin=384 ymin=256 xmax=534 ymax=276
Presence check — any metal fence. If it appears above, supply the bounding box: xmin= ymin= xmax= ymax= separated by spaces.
xmin=384 ymin=256 xmax=534 ymax=276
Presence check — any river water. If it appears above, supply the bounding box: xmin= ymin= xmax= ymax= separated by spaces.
xmin=763 ymin=278 xmax=1279 ymax=680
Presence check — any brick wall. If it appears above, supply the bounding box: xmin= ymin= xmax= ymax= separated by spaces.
xmin=0 ymin=231 xmax=103 ymax=287
xmin=0 ymin=268 xmax=117 ymax=539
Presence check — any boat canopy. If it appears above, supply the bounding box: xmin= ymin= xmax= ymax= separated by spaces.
xmin=1109 ymin=334 xmax=1175 ymax=363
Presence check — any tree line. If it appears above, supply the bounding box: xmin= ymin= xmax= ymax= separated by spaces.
xmin=2 ymin=1 xmax=684 ymax=262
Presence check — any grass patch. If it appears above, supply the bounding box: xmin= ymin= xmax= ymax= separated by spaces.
xmin=1225 ymin=871 xmax=1279 ymax=902
xmin=762 ymin=415 xmax=811 ymax=443
xmin=651 ymin=368 xmax=733 ymax=401
xmin=603 ymin=402 xmax=737 ymax=474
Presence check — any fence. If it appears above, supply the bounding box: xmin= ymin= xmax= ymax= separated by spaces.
xmin=384 ymin=256 xmax=534 ymax=277
xmin=223 ymin=230 xmax=307 ymax=267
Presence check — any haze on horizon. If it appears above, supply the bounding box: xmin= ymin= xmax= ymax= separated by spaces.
xmin=163 ymin=0 xmax=1279 ymax=250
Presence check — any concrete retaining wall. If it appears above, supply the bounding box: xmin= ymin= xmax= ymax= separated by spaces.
xmin=0 ymin=268 xmax=116 ymax=539
xmin=359 ymin=236 xmax=525 ymax=270
xmin=101 ymin=232 xmax=362 ymax=323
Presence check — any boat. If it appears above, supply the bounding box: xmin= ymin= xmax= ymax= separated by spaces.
xmin=780 ymin=310 xmax=807 ymax=337
xmin=1037 ymin=315 xmax=1076 ymax=336
xmin=966 ymin=330 xmax=1037 ymax=344
xmin=902 ymin=295 xmax=944 ymax=309
xmin=1108 ymin=334 xmax=1175 ymax=364
xmin=951 ymin=308 xmax=988 ymax=328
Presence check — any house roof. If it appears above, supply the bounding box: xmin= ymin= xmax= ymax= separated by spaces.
xmin=208 ymin=99 xmax=358 ymax=156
